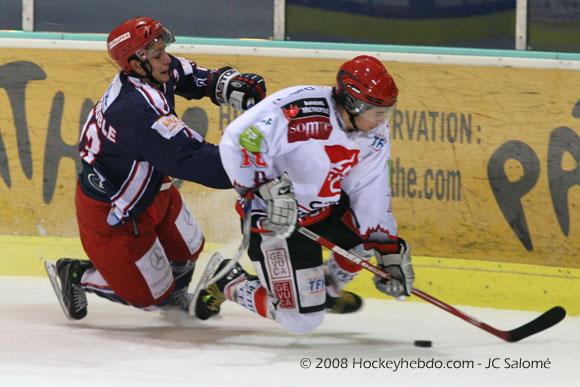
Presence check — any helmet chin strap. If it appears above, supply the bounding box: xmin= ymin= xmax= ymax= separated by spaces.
xmin=347 ymin=110 xmax=360 ymax=132
xmin=140 ymin=60 xmax=164 ymax=88
xmin=347 ymin=111 xmax=360 ymax=131
xmin=333 ymin=89 xmax=360 ymax=132
xmin=128 ymin=58 xmax=163 ymax=88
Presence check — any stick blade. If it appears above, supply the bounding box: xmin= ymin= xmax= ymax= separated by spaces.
xmin=506 ymin=306 xmax=566 ymax=342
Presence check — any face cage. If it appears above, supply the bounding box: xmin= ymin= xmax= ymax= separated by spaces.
xmin=134 ymin=27 xmax=175 ymax=62
xmin=344 ymin=93 xmax=396 ymax=127
xmin=345 ymin=92 xmax=394 ymax=112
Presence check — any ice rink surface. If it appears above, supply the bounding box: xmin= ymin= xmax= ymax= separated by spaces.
xmin=1 ymin=276 xmax=578 ymax=387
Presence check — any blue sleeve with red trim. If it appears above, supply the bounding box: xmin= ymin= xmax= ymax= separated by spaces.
xmin=107 ymin=98 xmax=231 ymax=189
xmin=170 ymin=55 xmax=214 ymax=100
xmin=137 ymin=128 xmax=232 ymax=189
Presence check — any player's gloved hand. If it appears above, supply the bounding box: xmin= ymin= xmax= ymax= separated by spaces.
xmin=210 ymin=66 xmax=266 ymax=110
xmin=365 ymin=238 xmax=414 ymax=298
xmin=257 ymin=174 xmax=298 ymax=238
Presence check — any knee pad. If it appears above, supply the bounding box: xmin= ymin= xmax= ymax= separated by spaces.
xmin=274 ymin=310 xmax=324 ymax=334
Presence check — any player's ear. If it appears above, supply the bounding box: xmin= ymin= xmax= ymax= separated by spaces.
xmin=129 ymin=58 xmax=145 ymax=76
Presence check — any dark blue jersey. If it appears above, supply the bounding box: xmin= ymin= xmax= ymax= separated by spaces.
xmin=78 ymin=54 xmax=231 ymax=224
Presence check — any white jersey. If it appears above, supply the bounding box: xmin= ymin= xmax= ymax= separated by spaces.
xmin=219 ymin=85 xmax=397 ymax=240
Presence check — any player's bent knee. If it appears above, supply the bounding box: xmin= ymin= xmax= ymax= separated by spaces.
xmin=275 ymin=310 xmax=325 ymax=334
xmin=124 ymin=282 xmax=175 ymax=309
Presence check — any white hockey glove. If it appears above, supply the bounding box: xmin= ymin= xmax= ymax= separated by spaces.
xmin=210 ymin=66 xmax=266 ymax=110
xmin=365 ymin=238 xmax=415 ymax=298
xmin=257 ymin=175 xmax=298 ymax=238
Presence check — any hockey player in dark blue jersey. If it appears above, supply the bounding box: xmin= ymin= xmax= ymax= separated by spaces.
xmin=44 ymin=16 xmax=267 ymax=321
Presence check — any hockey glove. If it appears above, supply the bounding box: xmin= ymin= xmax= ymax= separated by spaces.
xmin=257 ymin=174 xmax=298 ymax=238
xmin=365 ymin=238 xmax=415 ymax=298
xmin=210 ymin=66 xmax=266 ymax=110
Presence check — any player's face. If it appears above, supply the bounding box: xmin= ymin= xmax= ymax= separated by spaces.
xmin=354 ymin=106 xmax=391 ymax=132
xmin=146 ymin=40 xmax=172 ymax=83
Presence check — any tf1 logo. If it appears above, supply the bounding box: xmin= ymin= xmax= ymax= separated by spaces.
xmin=487 ymin=101 xmax=580 ymax=251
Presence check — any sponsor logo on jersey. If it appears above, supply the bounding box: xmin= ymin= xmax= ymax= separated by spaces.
xmin=319 ymin=145 xmax=360 ymax=197
xmin=284 ymin=98 xmax=333 ymax=143
xmin=296 ymin=267 xmax=326 ymax=308
xmin=239 ymin=125 xmax=264 ymax=153
xmin=265 ymin=248 xmax=291 ymax=280
xmin=288 ymin=117 xmax=332 ymax=143
xmin=303 ymin=99 xmax=326 ymax=106
xmin=283 ymin=104 xmax=300 ymax=120
xmin=149 ymin=246 xmax=167 ymax=270
xmin=239 ymin=125 xmax=267 ymax=167
xmin=87 ymin=173 xmax=106 ymax=193
xmin=369 ymin=134 xmax=386 ymax=152
xmin=152 ymin=114 xmax=187 ymax=139
xmin=308 ymin=277 xmax=325 ymax=292
xmin=272 ymin=280 xmax=296 ymax=309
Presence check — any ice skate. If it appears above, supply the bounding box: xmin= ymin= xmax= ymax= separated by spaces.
xmin=325 ymin=290 xmax=363 ymax=314
xmin=161 ymin=261 xmax=196 ymax=313
xmin=193 ymin=253 xmax=248 ymax=320
xmin=165 ymin=288 xmax=192 ymax=312
xmin=44 ymin=258 xmax=93 ymax=321
xmin=323 ymin=257 xmax=363 ymax=314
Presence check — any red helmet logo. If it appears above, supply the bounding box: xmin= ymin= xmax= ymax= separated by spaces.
xmin=336 ymin=55 xmax=398 ymax=111
xmin=107 ymin=16 xmax=172 ymax=73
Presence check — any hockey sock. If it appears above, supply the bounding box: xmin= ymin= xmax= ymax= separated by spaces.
xmin=325 ymin=252 xmax=363 ymax=297
xmin=224 ymin=278 xmax=271 ymax=318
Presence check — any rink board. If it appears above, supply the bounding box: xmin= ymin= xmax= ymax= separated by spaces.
xmin=0 ymin=48 xmax=579 ymax=272
xmin=0 ymin=235 xmax=578 ymax=316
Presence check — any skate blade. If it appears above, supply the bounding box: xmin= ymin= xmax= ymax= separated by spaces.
xmin=187 ymin=252 xmax=224 ymax=316
xmin=44 ymin=260 xmax=74 ymax=321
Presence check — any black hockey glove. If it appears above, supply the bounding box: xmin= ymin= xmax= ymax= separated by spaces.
xmin=210 ymin=66 xmax=266 ymax=110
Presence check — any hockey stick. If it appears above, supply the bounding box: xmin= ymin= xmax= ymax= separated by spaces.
xmin=204 ymin=194 xmax=252 ymax=287
xmin=298 ymin=227 xmax=566 ymax=342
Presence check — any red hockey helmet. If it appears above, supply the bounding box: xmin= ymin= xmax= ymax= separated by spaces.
xmin=107 ymin=16 xmax=175 ymax=73
xmin=336 ymin=55 xmax=398 ymax=115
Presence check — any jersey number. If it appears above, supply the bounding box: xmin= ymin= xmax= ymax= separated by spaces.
xmin=80 ymin=122 xmax=101 ymax=165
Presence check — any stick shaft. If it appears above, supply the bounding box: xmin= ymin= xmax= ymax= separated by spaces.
xmin=298 ymin=226 xmax=564 ymax=342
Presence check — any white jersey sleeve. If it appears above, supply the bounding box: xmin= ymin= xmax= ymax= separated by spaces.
xmin=342 ymin=125 xmax=398 ymax=240
xmin=219 ymin=88 xmax=296 ymax=191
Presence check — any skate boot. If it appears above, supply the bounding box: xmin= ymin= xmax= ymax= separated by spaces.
xmin=164 ymin=261 xmax=196 ymax=312
xmin=325 ymin=290 xmax=363 ymax=314
xmin=165 ymin=288 xmax=192 ymax=312
xmin=324 ymin=254 xmax=364 ymax=314
xmin=44 ymin=258 xmax=93 ymax=320
xmin=194 ymin=256 xmax=248 ymax=320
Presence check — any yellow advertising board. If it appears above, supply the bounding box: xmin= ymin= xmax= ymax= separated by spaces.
xmin=0 ymin=48 xmax=579 ymax=271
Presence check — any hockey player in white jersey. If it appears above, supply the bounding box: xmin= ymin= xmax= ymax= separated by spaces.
xmin=195 ymin=55 xmax=414 ymax=334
